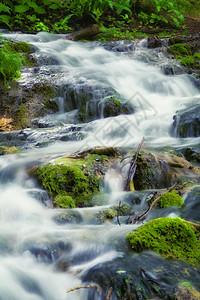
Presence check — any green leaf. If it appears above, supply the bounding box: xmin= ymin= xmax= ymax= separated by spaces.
xmin=49 ymin=4 xmax=59 ymax=9
xmin=28 ymin=2 xmax=46 ymax=14
xmin=43 ymin=0 xmax=55 ymax=4
xmin=0 ymin=15 xmax=11 ymax=27
xmin=116 ymin=270 xmax=127 ymax=274
xmin=0 ymin=3 xmax=11 ymax=14
xmin=15 ymin=5 xmax=29 ymax=13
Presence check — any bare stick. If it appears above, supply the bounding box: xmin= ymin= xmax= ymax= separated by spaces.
xmin=124 ymin=137 xmax=145 ymax=191
xmin=66 ymin=283 xmax=102 ymax=294
xmin=131 ymin=183 xmax=177 ymax=224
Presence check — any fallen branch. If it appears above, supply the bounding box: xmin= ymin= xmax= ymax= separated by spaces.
xmin=124 ymin=137 xmax=145 ymax=191
xmin=106 ymin=287 xmax=113 ymax=300
xmin=66 ymin=283 xmax=102 ymax=294
xmin=131 ymin=183 xmax=177 ymax=224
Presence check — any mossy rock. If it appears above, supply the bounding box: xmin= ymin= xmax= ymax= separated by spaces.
xmin=133 ymin=151 xmax=197 ymax=190
xmin=54 ymin=195 xmax=75 ymax=208
xmin=36 ymin=153 xmax=112 ymax=207
xmin=157 ymin=191 xmax=184 ymax=208
xmin=126 ymin=217 xmax=200 ymax=266
xmin=0 ymin=146 xmax=19 ymax=155
xmin=169 ymin=43 xmax=192 ymax=57
xmin=97 ymin=203 xmax=132 ymax=222
xmin=174 ymin=284 xmax=200 ymax=300
xmin=54 ymin=210 xmax=83 ymax=224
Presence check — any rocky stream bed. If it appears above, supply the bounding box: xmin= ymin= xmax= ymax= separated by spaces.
xmin=0 ymin=31 xmax=200 ymax=300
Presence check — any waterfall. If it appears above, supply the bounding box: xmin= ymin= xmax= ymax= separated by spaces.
xmin=0 ymin=32 xmax=200 ymax=299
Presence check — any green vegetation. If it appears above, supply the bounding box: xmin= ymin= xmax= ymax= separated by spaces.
xmin=157 ymin=191 xmax=184 ymax=208
xmin=36 ymin=154 xmax=105 ymax=207
xmin=0 ymin=146 xmax=19 ymax=155
xmin=169 ymin=43 xmax=192 ymax=56
xmin=98 ymin=203 xmax=131 ymax=222
xmin=1 ymin=0 xmax=200 ymax=35
xmin=169 ymin=43 xmax=200 ymax=69
xmin=54 ymin=195 xmax=75 ymax=208
xmin=0 ymin=36 xmax=33 ymax=87
xmin=126 ymin=217 xmax=200 ymax=266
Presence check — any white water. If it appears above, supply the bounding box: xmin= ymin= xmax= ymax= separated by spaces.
xmin=1 ymin=32 xmax=200 ymax=299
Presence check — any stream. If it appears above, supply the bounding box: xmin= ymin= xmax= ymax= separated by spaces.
xmin=0 ymin=32 xmax=200 ymax=299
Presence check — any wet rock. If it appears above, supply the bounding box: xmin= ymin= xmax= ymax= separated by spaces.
xmin=174 ymin=284 xmax=200 ymax=300
xmin=172 ymin=104 xmax=200 ymax=137
xmin=24 ymin=240 xmax=72 ymax=263
xmin=63 ymin=81 xmax=134 ymax=122
xmin=161 ymin=64 xmax=187 ymax=75
xmin=54 ymin=210 xmax=83 ymax=224
xmin=97 ymin=203 xmax=132 ymax=223
xmin=35 ymin=149 xmax=116 ymax=207
xmin=147 ymin=37 xmax=163 ymax=48
xmin=0 ymin=145 xmax=19 ymax=155
xmin=30 ymin=115 xmax=64 ymax=128
xmin=168 ymin=34 xmax=200 ymax=54
xmin=82 ymin=251 xmax=200 ymax=300
xmin=97 ymin=40 xmax=135 ymax=52
xmin=126 ymin=217 xmax=200 ymax=266
xmin=133 ymin=151 xmax=197 ymax=190
xmin=0 ymin=81 xmax=58 ymax=131
xmin=27 ymin=189 xmax=52 ymax=207
xmin=181 ymin=186 xmax=200 ymax=222
xmin=65 ymin=26 xmax=100 ymax=41
xmin=177 ymin=145 xmax=200 ymax=163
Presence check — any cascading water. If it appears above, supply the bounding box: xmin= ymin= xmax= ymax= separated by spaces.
xmin=0 ymin=32 xmax=200 ymax=299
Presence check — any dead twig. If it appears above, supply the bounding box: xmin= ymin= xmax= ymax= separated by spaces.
xmin=66 ymin=283 xmax=102 ymax=294
xmin=124 ymin=137 xmax=145 ymax=191
xmin=106 ymin=287 xmax=113 ymax=300
xmin=131 ymin=183 xmax=177 ymax=224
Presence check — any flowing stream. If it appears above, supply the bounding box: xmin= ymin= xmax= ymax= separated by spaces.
xmin=0 ymin=32 xmax=200 ymax=299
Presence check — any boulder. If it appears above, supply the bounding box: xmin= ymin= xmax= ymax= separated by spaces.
xmin=126 ymin=217 xmax=200 ymax=266
xmin=133 ymin=151 xmax=197 ymax=190
xmin=172 ymin=104 xmax=200 ymax=137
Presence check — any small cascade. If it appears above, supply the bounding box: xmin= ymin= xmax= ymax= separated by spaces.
xmin=0 ymin=32 xmax=200 ymax=300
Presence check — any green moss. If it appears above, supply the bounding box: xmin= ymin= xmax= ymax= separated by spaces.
xmin=126 ymin=217 xmax=200 ymax=266
xmin=157 ymin=191 xmax=184 ymax=208
xmin=98 ymin=208 xmax=118 ymax=222
xmin=98 ymin=203 xmax=131 ymax=222
xmin=0 ymin=146 xmax=19 ymax=155
xmin=168 ymin=43 xmax=200 ymax=69
xmin=54 ymin=194 xmax=75 ymax=208
xmin=36 ymin=154 xmax=104 ymax=207
xmin=169 ymin=43 xmax=192 ymax=57
xmin=180 ymin=56 xmax=195 ymax=67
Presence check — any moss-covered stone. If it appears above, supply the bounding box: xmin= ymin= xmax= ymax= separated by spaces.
xmin=157 ymin=191 xmax=184 ymax=208
xmin=133 ymin=151 xmax=198 ymax=190
xmin=168 ymin=43 xmax=200 ymax=70
xmin=174 ymin=284 xmax=200 ymax=300
xmin=97 ymin=203 xmax=132 ymax=222
xmin=169 ymin=43 xmax=192 ymax=57
xmin=36 ymin=153 xmax=111 ymax=207
xmin=54 ymin=195 xmax=75 ymax=208
xmin=126 ymin=217 xmax=200 ymax=266
xmin=54 ymin=210 xmax=83 ymax=224
xmin=0 ymin=146 xmax=19 ymax=155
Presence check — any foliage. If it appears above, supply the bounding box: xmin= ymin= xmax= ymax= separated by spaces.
xmin=0 ymin=0 xmax=196 ymax=33
xmin=0 ymin=36 xmax=34 ymax=86
xmin=0 ymin=37 xmax=21 ymax=86
xmin=157 ymin=191 xmax=184 ymax=208
xmin=126 ymin=217 xmax=200 ymax=266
